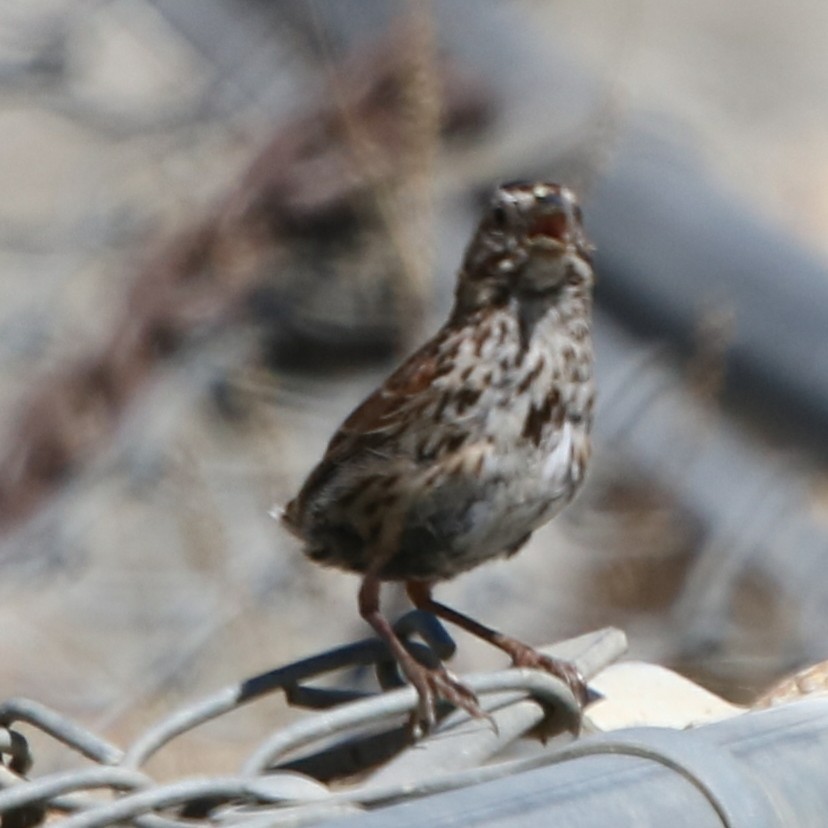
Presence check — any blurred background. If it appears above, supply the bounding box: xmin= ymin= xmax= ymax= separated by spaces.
xmin=2 ymin=0 xmax=828 ymax=777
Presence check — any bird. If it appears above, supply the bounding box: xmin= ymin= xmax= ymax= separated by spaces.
xmin=282 ymin=181 xmax=596 ymax=729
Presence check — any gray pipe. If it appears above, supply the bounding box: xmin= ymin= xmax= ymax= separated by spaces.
xmin=322 ymin=699 xmax=828 ymax=827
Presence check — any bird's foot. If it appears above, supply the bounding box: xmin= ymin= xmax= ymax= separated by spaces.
xmin=508 ymin=643 xmax=596 ymax=709
xmin=404 ymin=661 xmax=485 ymax=735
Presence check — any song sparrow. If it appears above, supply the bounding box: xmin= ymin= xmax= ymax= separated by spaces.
xmin=282 ymin=181 xmax=595 ymax=729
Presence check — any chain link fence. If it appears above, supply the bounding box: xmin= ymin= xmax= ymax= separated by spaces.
xmin=0 ymin=619 xmax=625 ymax=827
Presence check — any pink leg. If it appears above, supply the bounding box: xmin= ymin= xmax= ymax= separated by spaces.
xmin=406 ymin=581 xmax=591 ymax=707
xmin=358 ymin=575 xmax=483 ymax=731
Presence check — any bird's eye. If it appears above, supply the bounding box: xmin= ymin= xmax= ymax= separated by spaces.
xmin=491 ymin=205 xmax=507 ymax=228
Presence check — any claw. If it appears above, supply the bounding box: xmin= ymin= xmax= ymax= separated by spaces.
xmin=504 ymin=648 xmax=598 ymax=739
xmin=510 ymin=648 xmax=595 ymax=709
xmin=404 ymin=662 xmax=485 ymax=734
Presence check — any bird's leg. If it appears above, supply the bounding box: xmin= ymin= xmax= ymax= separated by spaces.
xmin=358 ymin=574 xmax=483 ymax=731
xmin=406 ymin=581 xmax=592 ymax=708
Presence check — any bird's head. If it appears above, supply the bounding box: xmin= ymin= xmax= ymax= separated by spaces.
xmin=454 ymin=182 xmax=594 ymax=314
